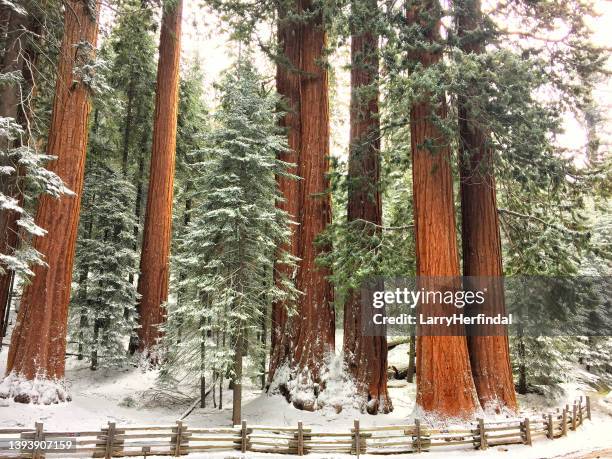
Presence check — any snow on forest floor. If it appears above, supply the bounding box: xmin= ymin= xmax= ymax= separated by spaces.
xmin=0 ymin=343 xmax=611 ymax=458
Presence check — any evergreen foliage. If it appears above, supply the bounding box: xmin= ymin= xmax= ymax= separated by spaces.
xmin=160 ymin=56 xmax=298 ymax=392
xmin=69 ymin=160 xmax=139 ymax=369
xmin=66 ymin=0 xmax=157 ymax=368
xmin=0 ymin=116 xmax=68 ymax=277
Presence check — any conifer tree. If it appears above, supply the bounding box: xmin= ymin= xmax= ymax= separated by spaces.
xmin=137 ymin=0 xmax=183 ymax=356
xmin=0 ymin=0 xmax=52 ymax=343
xmin=161 ymin=57 xmax=297 ymax=424
xmin=406 ymin=0 xmax=479 ymax=417
xmin=69 ymin=160 xmax=138 ymax=370
xmin=4 ymin=0 xmax=101 ymax=403
xmin=342 ymin=0 xmax=392 ymax=414
xmin=454 ymin=0 xmax=517 ymax=412
xmin=268 ymin=0 xmax=336 ymax=411
xmin=104 ymin=0 xmax=157 ymax=353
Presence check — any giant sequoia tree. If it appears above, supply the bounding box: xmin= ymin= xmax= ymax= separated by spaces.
xmin=4 ymin=0 xmax=100 ymax=401
xmin=136 ymin=0 xmax=183 ymax=355
xmin=342 ymin=0 xmax=391 ymax=414
xmin=268 ymin=0 xmax=335 ymax=410
xmin=455 ymin=0 xmax=517 ymax=412
xmin=407 ymin=0 xmax=479 ymax=417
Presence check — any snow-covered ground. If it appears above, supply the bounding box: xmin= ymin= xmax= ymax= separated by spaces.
xmin=0 ymin=341 xmax=611 ymax=458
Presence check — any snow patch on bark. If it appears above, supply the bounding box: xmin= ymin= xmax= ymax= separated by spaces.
xmin=0 ymin=373 xmax=71 ymax=404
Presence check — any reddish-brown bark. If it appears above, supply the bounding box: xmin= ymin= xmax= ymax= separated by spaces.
xmin=268 ymin=0 xmax=335 ymax=410
xmin=408 ymin=0 xmax=479 ymax=417
xmin=136 ymin=0 xmax=183 ymax=354
xmin=6 ymin=0 xmax=100 ymax=381
xmin=456 ymin=0 xmax=517 ymax=412
xmin=343 ymin=0 xmax=391 ymax=414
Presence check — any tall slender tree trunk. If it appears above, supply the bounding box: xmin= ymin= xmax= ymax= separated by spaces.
xmin=406 ymin=335 xmax=416 ymax=383
xmin=127 ymin=146 xmax=146 ymax=353
xmin=343 ymin=0 xmax=391 ymax=414
xmin=232 ymin=334 xmax=243 ymax=425
xmin=5 ymin=0 xmax=100 ymax=387
xmin=136 ymin=0 xmax=183 ymax=355
xmin=407 ymin=0 xmax=479 ymax=417
xmin=268 ymin=0 xmax=335 ymax=411
xmin=456 ymin=0 xmax=517 ymax=412
xmin=516 ymin=331 xmax=527 ymax=395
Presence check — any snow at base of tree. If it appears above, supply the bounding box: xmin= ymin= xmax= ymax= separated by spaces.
xmin=268 ymin=353 xmax=363 ymax=414
xmin=0 ymin=373 xmax=70 ymax=405
xmin=0 ymin=351 xmax=611 ymax=459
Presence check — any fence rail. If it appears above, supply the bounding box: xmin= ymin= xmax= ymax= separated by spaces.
xmin=0 ymin=396 xmax=591 ymax=458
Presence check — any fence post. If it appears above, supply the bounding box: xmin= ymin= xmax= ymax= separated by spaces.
xmin=172 ymin=420 xmax=184 ymax=457
xmin=578 ymin=400 xmax=583 ymax=426
xmin=547 ymin=414 xmax=553 ymax=439
xmin=240 ymin=420 xmax=247 ymax=453
xmin=104 ymin=422 xmax=116 ymax=459
xmin=353 ymin=420 xmax=361 ymax=457
xmin=523 ymin=418 xmax=532 ymax=446
xmin=297 ymin=421 xmax=304 ymax=456
xmin=572 ymin=404 xmax=577 ymax=430
xmin=414 ymin=418 xmax=421 ymax=453
xmin=562 ymin=409 xmax=568 ymax=436
xmin=586 ymin=396 xmax=591 ymax=420
xmin=477 ymin=418 xmax=487 ymax=450
xmin=33 ymin=422 xmax=44 ymax=459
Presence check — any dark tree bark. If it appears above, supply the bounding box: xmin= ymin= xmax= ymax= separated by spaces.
xmin=406 ymin=335 xmax=416 ymax=383
xmin=136 ymin=0 xmax=183 ymax=355
xmin=232 ymin=334 xmax=243 ymax=425
xmin=342 ymin=0 xmax=391 ymax=415
xmin=456 ymin=0 xmax=517 ymax=412
xmin=0 ymin=6 xmax=31 ymax=343
xmin=268 ymin=0 xmax=335 ymax=410
xmin=6 ymin=0 xmax=100 ymax=384
xmin=407 ymin=0 xmax=479 ymax=417
xmin=516 ymin=332 xmax=527 ymax=395
xmin=127 ymin=145 xmax=146 ymax=353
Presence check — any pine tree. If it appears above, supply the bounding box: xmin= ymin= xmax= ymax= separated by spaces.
xmin=69 ymin=160 xmax=138 ymax=370
xmin=161 ymin=56 xmax=297 ymax=424
xmin=103 ymin=0 xmax=157 ymax=354
xmin=136 ymin=0 xmax=183 ymax=357
xmin=3 ymin=0 xmax=101 ymax=403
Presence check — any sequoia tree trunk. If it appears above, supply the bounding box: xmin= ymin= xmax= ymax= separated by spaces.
xmin=408 ymin=0 xmax=479 ymax=417
xmin=268 ymin=0 xmax=335 ymax=410
xmin=343 ymin=0 xmax=391 ymax=414
xmin=6 ymin=0 xmax=100 ymax=384
xmin=456 ymin=0 xmax=517 ymax=412
xmin=136 ymin=0 xmax=183 ymax=355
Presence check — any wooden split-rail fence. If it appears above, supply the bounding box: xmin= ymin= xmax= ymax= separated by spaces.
xmin=0 ymin=396 xmax=591 ymax=458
